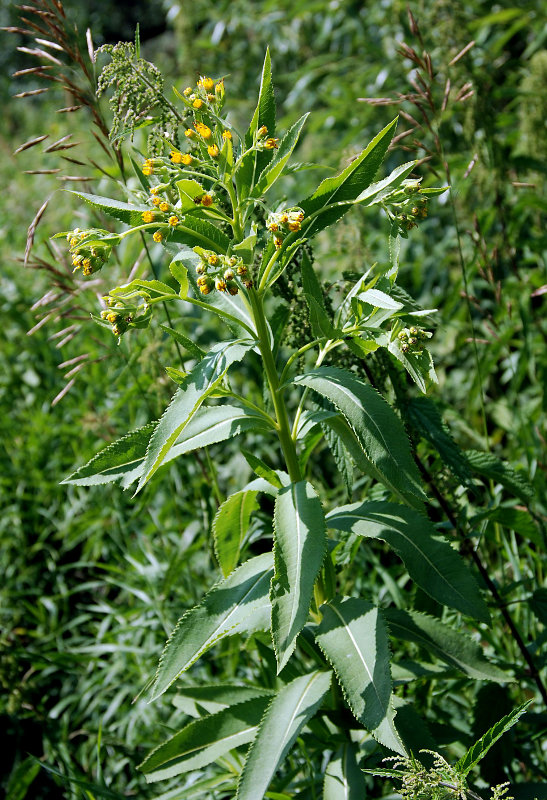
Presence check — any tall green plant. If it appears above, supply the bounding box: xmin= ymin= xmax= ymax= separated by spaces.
xmin=58 ymin=47 xmax=509 ymax=797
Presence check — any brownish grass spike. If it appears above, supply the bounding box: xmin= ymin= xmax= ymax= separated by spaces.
xmin=14 ymin=134 xmax=49 ymax=154
xmin=449 ymin=41 xmax=475 ymax=67
xmin=24 ymin=169 xmax=62 ymax=174
xmin=25 ymin=196 xmax=50 ymax=266
xmin=14 ymin=87 xmax=49 ymax=97
xmin=56 ymin=105 xmax=82 ymax=113
xmin=60 ymin=155 xmax=87 ymax=166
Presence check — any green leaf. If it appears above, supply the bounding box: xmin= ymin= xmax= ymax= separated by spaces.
xmin=315 ymin=598 xmax=404 ymax=754
xmin=69 ymin=190 xmax=151 ymax=226
xmin=293 ymin=367 xmax=425 ymax=510
xmin=176 ymin=178 xmax=207 ymax=212
xmin=5 ymin=756 xmax=40 ymax=800
xmin=238 ymin=49 xmax=276 ymax=200
xmin=64 ymin=405 xmax=269 ymax=489
xmin=383 ymin=609 xmax=507 ymax=681
xmin=456 ymin=700 xmax=532 ymax=777
xmin=110 ymin=278 xmax=176 ymax=300
xmin=465 ymin=450 xmax=534 ymax=503
xmin=298 ymin=119 xmax=398 ymax=237
xmin=405 ymin=398 xmax=472 ymax=485
xmin=139 ymin=697 xmax=271 ymax=782
xmin=150 ymin=553 xmax=274 ymax=701
xmin=168 ymin=217 xmax=230 ymax=253
xmin=236 ymin=671 xmax=332 ymax=800
xmin=355 ymin=161 xmax=417 ymax=205
xmin=160 ymin=325 xmax=205 ymax=359
xmin=323 ymin=743 xmax=367 ymax=800
xmin=271 ymin=481 xmax=327 ymax=672
xmin=387 ymin=339 xmax=437 ymax=393
xmin=137 ymin=340 xmax=253 ymax=491
xmin=172 ymin=684 xmax=274 ymax=717
xmin=253 ymin=113 xmax=309 ymax=197
xmin=326 ymin=501 xmax=490 ymax=623
xmin=169 ymin=252 xmax=189 ymax=297
xmin=214 ymin=491 xmax=260 ymax=577
xmin=301 ymin=251 xmax=337 ymax=338
xmin=322 ymin=419 xmax=353 ymax=497
xmin=241 ymin=449 xmax=284 ymax=489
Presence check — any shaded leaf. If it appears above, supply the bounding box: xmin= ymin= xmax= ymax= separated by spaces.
xmin=323 ymin=743 xmax=366 ymax=800
xmin=456 ymin=700 xmax=532 ymax=777
xmin=214 ymin=491 xmax=260 ymax=577
xmin=465 ymin=450 xmax=534 ymax=503
xmin=315 ymin=597 xmax=404 ymax=754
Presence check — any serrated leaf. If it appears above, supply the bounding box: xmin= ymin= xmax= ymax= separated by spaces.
xmin=172 ymin=684 xmax=274 ymax=717
xmin=298 ymin=119 xmax=398 ymax=237
xmin=110 ymin=279 xmax=176 ymax=299
xmin=64 ymin=405 xmax=269 ymax=488
xmin=176 ymin=179 xmax=207 ymax=212
xmin=150 ymin=553 xmax=274 ymax=701
xmin=168 ymin=217 xmax=230 ymax=253
xmin=301 ymin=251 xmax=338 ymax=338
xmin=137 ymin=340 xmax=253 ymax=490
xmin=326 ymin=501 xmax=490 ymax=622
xmin=238 ymin=49 xmax=276 ymax=201
xmin=214 ymin=491 xmax=259 ymax=577
xmin=293 ymin=367 xmax=425 ymax=510
xmin=241 ymin=450 xmax=284 ymax=488
xmin=321 ymin=420 xmax=353 ymax=497
xmin=405 ymin=398 xmax=471 ymax=485
xmin=465 ymin=450 xmax=534 ymax=503
xmin=358 ymin=288 xmax=402 ymax=311
xmin=323 ymin=743 xmax=366 ymax=800
xmin=236 ymin=671 xmax=332 ymax=800
xmin=253 ymin=113 xmax=309 ymax=197
xmin=315 ymin=598 xmax=404 ymax=754
xmin=456 ymin=700 xmax=532 ymax=777
xmin=383 ymin=609 xmax=507 ymax=681
xmin=271 ymin=481 xmax=327 ymax=672
xmin=139 ymin=697 xmax=271 ymax=782
xmin=70 ymin=190 xmax=151 ymax=225
xmin=160 ymin=325 xmax=205 ymax=359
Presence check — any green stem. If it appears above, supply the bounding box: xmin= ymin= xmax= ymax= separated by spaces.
xmin=225 ymin=180 xmax=243 ymax=242
xmin=248 ymin=290 xmax=302 ymax=482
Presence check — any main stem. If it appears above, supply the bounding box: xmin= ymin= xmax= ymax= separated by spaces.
xmin=249 ymin=290 xmax=302 ymax=483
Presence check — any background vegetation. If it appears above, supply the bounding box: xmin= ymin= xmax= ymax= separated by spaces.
xmin=1 ymin=0 xmax=545 ymax=797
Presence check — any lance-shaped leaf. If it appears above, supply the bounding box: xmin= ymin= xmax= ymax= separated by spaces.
xmin=270 ymin=481 xmax=327 ymax=672
xmin=323 ymin=742 xmax=367 ymax=800
xmin=150 ymin=553 xmax=274 ymax=701
xmin=315 ymin=597 xmax=404 ymax=754
xmin=252 ymin=113 xmax=309 ymax=197
xmin=355 ymin=161 xmax=417 ymax=205
xmin=298 ymin=118 xmax=398 ymax=237
xmin=63 ymin=405 xmax=270 ymax=489
xmin=405 ymin=397 xmax=472 ymax=485
xmin=465 ymin=449 xmax=534 ymax=504
xmin=293 ymin=367 xmax=425 ymax=510
xmin=110 ymin=278 xmax=176 ymax=300
xmin=236 ymin=670 xmax=332 ymax=800
xmin=172 ymin=684 xmax=274 ymax=718
xmin=456 ymin=700 xmax=532 ymax=778
xmin=139 ymin=696 xmax=271 ymax=782
xmin=214 ymin=490 xmax=260 ymax=577
xmin=383 ymin=609 xmax=507 ymax=681
xmin=238 ymin=49 xmax=276 ymax=200
xmin=137 ymin=340 xmax=254 ymax=491
xmin=70 ymin=191 xmax=151 ymax=225
xmin=326 ymin=501 xmax=490 ymax=623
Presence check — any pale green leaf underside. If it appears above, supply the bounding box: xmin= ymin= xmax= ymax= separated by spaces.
xmin=137 ymin=340 xmax=254 ymax=491
xmin=326 ymin=500 xmax=490 ymax=623
xmin=315 ymin=597 xmax=404 ymax=754
xmin=323 ymin=742 xmax=367 ymax=800
xmin=293 ymin=367 xmax=425 ymax=509
xmin=172 ymin=684 xmax=274 ymax=718
xmin=139 ymin=697 xmax=270 ymax=782
xmin=271 ymin=481 xmax=327 ymax=672
xmin=70 ymin=191 xmax=151 ymax=225
xmin=236 ymin=670 xmax=332 ymax=800
xmin=150 ymin=553 xmax=274 ymax=701
xmin=384 ymin=608 xmax=507 ymax=681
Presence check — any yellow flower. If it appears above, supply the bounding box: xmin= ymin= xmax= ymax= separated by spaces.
xmin=207 ymin=144 xmax=220 ymax=158
xmin=168 ymin=215 xmax=179 ymax=226
xmin=257 ymin=125 xmax=268 ymax=137
xmin=153 ymin=231 xmax=163 ymax=242
xmin=264 ymin=137 xmax=279 ymax=149
xmin=159 ymin=202 xmax=170 ymax=212
xmin=193 ymin=98 xmax=203 ymax=109
xmin=181 ymin=153 xmax=193 ymax=165
xmin=208 ymin=254 xmax=220 ymax=266
xmin=151 ymin=196 xmax=161 ymax=206
xmin=222 ymin=130 xmax=232 ymax=140
xmin=199 ymin=76 xmax=214 ymax=92
xmin=288 ymin=221 xmax=301 ymax=232
xmin=183 ymin=87 xmax=192 ymax=96
xmin=142 ymin=165 xmax=153 ymax=176
xmin=215 ymin=278 xmax=227 ymax=292
xmin=206 ymin=94 xmax=216 ymax=103
xmin=142 ymin=210 xmax=156 ymax=223
xmin=185 ymin=129 xmax=196 ymax=139
xmin=170 ymin=151 xmax=183 ymax=163
xmin=194 ymin=122 xmax=212 ymax=140
xmin=274 ymin=236 xmax=283 ymax=249
xmin=150 ymin=186 xmax=159 ymax=195
xmin=201 ymin=194 xmax=214 ymax=207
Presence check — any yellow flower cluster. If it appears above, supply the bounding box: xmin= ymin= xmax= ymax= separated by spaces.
xmin=267 ymin=208 xmax=305 ymax=247
xmin=193 ymin=248 xmax=252 ymax=295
